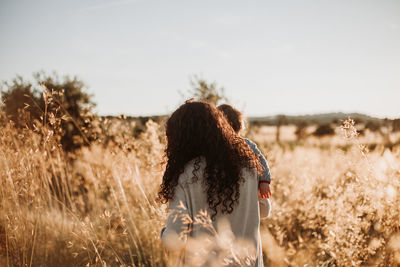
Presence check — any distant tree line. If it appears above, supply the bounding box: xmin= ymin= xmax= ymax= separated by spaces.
xmin=1 ymin=72 xmax=229 ymax=152
xmin=1 ymin=71 xmax=399 ymax=151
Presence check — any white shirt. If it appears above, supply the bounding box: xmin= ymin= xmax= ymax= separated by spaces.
xmin=161 ymin=157 xmax=271 ymax=267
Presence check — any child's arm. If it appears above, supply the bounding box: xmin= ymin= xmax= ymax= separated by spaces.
xmin=245 ymin=139 xmax=272 ymax=198
xmin=245 ymin=138 xmax=272 ymax=199
xmin=245 ymin=138 xmax=271 ymax=183
xmin=253 ymin=145 xmax=271 ymax=184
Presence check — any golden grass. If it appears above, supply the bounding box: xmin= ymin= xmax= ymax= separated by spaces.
xmin=1 ymin=113 xmax=400 ymax=266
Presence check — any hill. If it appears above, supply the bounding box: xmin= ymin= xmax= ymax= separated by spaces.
xmin=248 ymin=112 xmax=386 ymax=126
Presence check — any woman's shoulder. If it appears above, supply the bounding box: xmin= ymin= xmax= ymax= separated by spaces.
xmin=178 ymin=157 xmax=206 ymax=184
xmin=241 ymin=165 xmax=258 ymax=180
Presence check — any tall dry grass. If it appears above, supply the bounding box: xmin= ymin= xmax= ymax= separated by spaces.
xmin=1 ymin=106 xmax=400 ymax=266
xmin=0 ymin=111 xmax=172 ymax=266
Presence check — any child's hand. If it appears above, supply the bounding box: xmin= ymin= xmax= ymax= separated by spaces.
xmin=259 ymin=183 xmax=271 ymax=199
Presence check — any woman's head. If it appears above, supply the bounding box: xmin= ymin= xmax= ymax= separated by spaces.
xmin=217 ymin=104 xmax=243 ymax=133
xmin=164 ymin=100 xmax=226 ymax=161
xmin=158 ymin=100 xmax=261 ymax=218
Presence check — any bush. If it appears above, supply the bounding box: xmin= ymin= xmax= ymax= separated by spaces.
xmin=182 ymin=75 xmax=227 ymax=106
xmin=295 ymin=120 xmax=309 ymax=140
xmin=0 ymin=76 xmax=41 ymax=127
xmin=393 ymin=119 xmax=400 ymax=132
xmin=313 ymin=124 xmax=335 ymax=137
xmin=365 ymin=120 xmax=381 ymax=132
xmin=1 ymin=72 xmax=97 ymax=151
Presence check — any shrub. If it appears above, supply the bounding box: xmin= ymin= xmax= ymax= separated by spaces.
xmin=295 ymin=120 xmax=309 ymax=141
xmin=365 ymin=120 xmax=381 ymax=132
xmin=313 ymin=124 xmax=335 ymax=137
xmin=182 ymin=75 xmax=227 ymax=106
xmin=1 ymin=72 xmax=97 ymax=151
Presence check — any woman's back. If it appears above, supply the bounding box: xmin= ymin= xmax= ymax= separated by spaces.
xmin=159 ymin=101 xmax=270 ymax=267
xmin=162 ymin=157 xmax=268 ymax=267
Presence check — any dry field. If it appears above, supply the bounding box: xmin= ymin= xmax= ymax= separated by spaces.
xmin=1 ymin=112 xmax=400 ymax=266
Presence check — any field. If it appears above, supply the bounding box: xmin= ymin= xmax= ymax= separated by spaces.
xmin=1 ymin=112 xmax=400 ymax=266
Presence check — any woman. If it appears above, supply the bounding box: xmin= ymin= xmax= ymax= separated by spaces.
xmin=159 ymin=101 xmax=271 ymax=267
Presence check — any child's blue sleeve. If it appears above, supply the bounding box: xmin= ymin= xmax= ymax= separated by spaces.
xmin=245 ymin=138 xmax=271 ymax=183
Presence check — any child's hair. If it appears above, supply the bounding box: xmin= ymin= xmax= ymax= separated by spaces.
xmin=217 ymin=104 xmax=243 ymax=133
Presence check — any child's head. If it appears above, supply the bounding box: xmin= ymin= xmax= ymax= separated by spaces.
xmin=217 ymin=104 xmax=243 ymax=133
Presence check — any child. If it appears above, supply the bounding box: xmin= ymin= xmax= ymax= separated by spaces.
xmin=217 ymin=104 xmax=271 ymax=199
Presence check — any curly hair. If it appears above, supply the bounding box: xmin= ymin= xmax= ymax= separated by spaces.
xmin=217 ymin=104 xmax=243 ymax=133
xmin=158 ymin=101 xmax=262 ymax=218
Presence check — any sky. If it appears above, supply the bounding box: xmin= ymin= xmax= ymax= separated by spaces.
xmin=0 ymin=0 xmax=399 ymax=118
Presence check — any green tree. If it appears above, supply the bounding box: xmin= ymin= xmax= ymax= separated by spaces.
xmin=183 ymin=76 xmax=228 ymax=106
xmin=364 ymin=120 xmax=381 ymax=132
xmin=0 ymin=76 xmax=41 ymax=127
xmin=393 ymin=119 xmax=400 ymax=132
xmin=1 ymin=71 xmax=97 ymax=151
xmin=295 ymin=120 xmax=309 ymax=141
xmin=313 ymin=124 xmax=335 ymax=137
